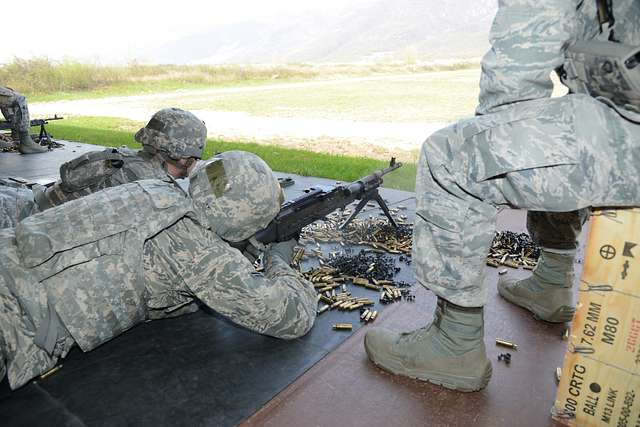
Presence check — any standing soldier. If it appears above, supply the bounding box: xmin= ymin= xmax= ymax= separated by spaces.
xmin=0 ymin=87 xmax=47 ymax=154
xmin=365 ymin=0 xmax=640 ymax=391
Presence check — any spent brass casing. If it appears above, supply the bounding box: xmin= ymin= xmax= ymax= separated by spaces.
xmin=353 ymin=277 xmax=369 ymax=286
xmin=364 ymin=311 xmax=373 ymax=322
xmin=503 ymin=260 xmax=519 ymax=268
xmin=370 ymin=311 xmax=378 ymax=321
xmin=360 ymin=309 xmax=371 ymax=320
xmin=495 ymin=338 xmax=518 ymax=350
xmin=318 ymin=304 xmax=330 ymax=315
xmin=320 ymin=295 xmax=333 ymax=304
xmin=333 ymin=323 xmax=353 ymax=331
xmin=40 ymin=364 xmax=63 ymax=380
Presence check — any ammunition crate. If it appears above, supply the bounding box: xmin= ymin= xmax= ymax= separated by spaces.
xmin=553 ymin=209 xmax=640 ymax=426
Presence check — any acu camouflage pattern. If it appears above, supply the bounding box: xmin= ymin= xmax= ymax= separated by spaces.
xmin=35 ymin=147 xmax=169 ymax=210
xmin=0 ymin=151 xmax=316 ymax=390
xmin=0 ymin=179 xmax=39 ymax=229
xmin=0 ymin=87 xmax=30 ymax=133
xmin=134 ymin=108 xmax=206 ymax=160
xmin=414 ymin=0 xmax=640 ymax=307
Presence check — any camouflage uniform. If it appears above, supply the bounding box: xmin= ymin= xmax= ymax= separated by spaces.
xmin=0 ymin=87 xmax=30 ymax=133
xmin=0 ymin=179 xmax=39 ymax=229
xmin=414 ymin=0 xmax=640 ymax=306
xmin=0 ymin=151 xmax=317 ymax=390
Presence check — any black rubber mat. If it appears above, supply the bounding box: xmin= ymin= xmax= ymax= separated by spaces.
xmin=1 ymin=246 xmax=416 ymax=427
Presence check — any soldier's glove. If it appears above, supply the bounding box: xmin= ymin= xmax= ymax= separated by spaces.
xmin=265 ymin=239 xmax=298 ymax=265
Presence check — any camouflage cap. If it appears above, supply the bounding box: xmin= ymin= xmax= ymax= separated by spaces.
xmin=135 ymin=108 xmax=206 ymax=159
xmin=189 ymin=151 xmax=281 ymax=242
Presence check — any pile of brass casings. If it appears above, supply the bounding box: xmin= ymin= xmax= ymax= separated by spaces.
xmin=487 ymin=231 xmax=540 ymax=270
xmin=301 ymin=209 xmax=412 ymax=255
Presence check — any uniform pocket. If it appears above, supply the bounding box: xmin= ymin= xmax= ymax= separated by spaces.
xmin=458 ymin=97 xmax=579 ymax=182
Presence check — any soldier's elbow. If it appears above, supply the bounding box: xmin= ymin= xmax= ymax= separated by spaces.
xmin=270 ymin=306 xmax=317 ymax=340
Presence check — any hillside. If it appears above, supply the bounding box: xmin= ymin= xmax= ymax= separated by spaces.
xmin=152 ymin=0 xmax=497 ymax=64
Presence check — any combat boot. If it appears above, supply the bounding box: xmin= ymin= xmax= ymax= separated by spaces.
xmin=498 ymin=250 xmax=575 ymax=323
xmin=365 ymin=298 xmax=491 ymax=392
xmin=18 ymin=131 xmax=47 ymax=154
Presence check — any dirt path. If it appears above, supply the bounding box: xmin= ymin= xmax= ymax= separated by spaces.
xmin=31 ymin=73 xmax=452 ymax=160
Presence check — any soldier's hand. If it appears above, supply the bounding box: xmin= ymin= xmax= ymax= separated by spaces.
xmin=266 ymin=239 xmax=298 ymax=264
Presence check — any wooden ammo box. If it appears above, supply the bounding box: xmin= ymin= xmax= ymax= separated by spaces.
xmin=552 ymin=208 xmax=640 ymax=426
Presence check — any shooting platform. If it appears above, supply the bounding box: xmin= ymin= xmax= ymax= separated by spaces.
xmin=1 ymin=142 xmax=579 ymax=426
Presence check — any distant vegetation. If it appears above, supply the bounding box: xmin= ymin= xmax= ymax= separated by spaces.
xmin=47 ymin=116 xmax=418 ymax=191
xmin=0 ymin=57 xmax=479 ymax=102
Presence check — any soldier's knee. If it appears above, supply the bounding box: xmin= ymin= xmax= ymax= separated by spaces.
xmin=420 ymin=124 xmax=458 ymax=165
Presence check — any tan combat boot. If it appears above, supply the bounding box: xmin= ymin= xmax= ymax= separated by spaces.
xmin=365 ymin=298 xmax=492 ymax=392
xmin=18 ymin=131 xmax=47 ymax=154
xmin=498 ymin=250 xmax=575 ymax=323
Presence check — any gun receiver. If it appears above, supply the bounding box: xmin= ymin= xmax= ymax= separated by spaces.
xmin=0 ymin=115 xmax=64 ymax=131
xmin=255 ymin=158 xmax=402 ymax=245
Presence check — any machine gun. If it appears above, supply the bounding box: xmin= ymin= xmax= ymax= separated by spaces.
xmin=0 ymin=115 xmax=63 ymax=145
xmin=254 ymin=158 xmax=402 ymax=245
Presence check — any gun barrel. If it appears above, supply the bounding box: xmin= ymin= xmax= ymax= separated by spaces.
xmin=346 ymin=160 xmax=402 ymax=195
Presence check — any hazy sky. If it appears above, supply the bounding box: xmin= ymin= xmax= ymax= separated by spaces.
xmin=2 ymin=0 xmax=377 ymax=64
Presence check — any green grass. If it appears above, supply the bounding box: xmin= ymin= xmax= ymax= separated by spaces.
xmin=151 ymin=69 xmax=481 ymax=123
xmin=47 ymin=117 xmax=417 ymax=191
